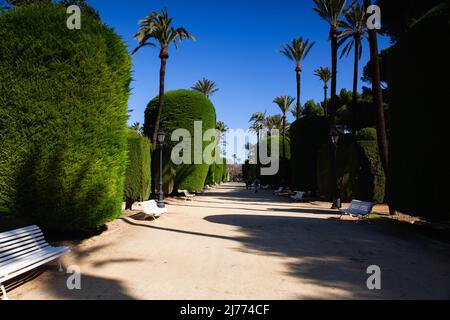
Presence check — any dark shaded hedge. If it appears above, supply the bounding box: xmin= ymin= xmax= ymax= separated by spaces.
xmin=0 ymin=4 xmax=131 ymax=230
xmin=205 ymin=165 xmax=215 ymax=186
xmin=124 ymin=130 xmax=151 ymax=207
xmin=144 ymin=90 xmax=216 ymax=192
xmin=289 ymin=117 xmax=331 ymax=192
xmin=221 ymin=161 xmax=228 ymax=182
xmin=388 ymin=3 xmax=449 ymax=219
xmin=257 ymin=135 xmax=291 ymax=186
xmin=242 ymin=160 xmax=257 ymax=181
xmin=317 ymin=134 xmax=385 ymax=203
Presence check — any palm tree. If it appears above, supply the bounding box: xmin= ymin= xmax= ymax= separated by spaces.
xmin=273 ymin=96 xmax=295 ymax=161
xmin=264 ymin=115 xmax=283 ymax=131
xmin=314 ymin=67 xmax=332 ymax=115
xmin=133 ymin=8 xmax=195 ymax=145
xmin=280 ymin=37 xmax=315 ymax=120
xmin=363 ymin=0 xmax=392 ymax=214
xmin=215 ymin=120 xmax=229 ymax=146
xmin=192 ymin=78 xmax=219 ymax=98
xmin=339 ymin=3 xmax=367 ymax=134
xmin=249 ymin=112 xmax=266 ymax=170
xmin=312 ymin=0 xmax=349 ymax=115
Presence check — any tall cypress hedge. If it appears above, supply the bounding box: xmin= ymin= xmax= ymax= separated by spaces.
xmin=257 ymin=135 xmax=291 ymax=186
xmin=316 ymin=132 xmax=385 ymax=203
xmin=0 ymin=4 xmax=131 ymax=230
xmin=388 ymin=3 xmax=449 ymax=219
xmin=290 ymin=116 xmax=331 ymax=192
xmin=144 ymin=90 xmax=216 ymax=192
xmin=124 ymin=130 xmax=151 ymax=209
xmin=205 ymin=165 xmax=215 ymax=186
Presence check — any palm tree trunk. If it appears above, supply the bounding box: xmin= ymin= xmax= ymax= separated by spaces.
xmin=330 ymin=27 xmax=338 ymax=115
xmin=296 ymin=67 xmax=301 ymax=119
xmin=351 ymin=36 xmax=360 ymax=135
xmin=323 ymin=85 xmax=328 ymax=115
xmin=282 ymin=115 xmax=286 ymax=160
xmin=152 ymin=51 xmax=168 ymax=145
xmin=364 ymin=0 xmax=393 ymax=215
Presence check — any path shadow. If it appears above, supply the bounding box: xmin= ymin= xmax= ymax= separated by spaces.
xmin=204 ymin=214 xmax=450 ymax=299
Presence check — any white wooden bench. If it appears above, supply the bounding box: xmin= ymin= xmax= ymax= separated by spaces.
xmin=339 ymin=200 xmax=375 ymax=222
xmin=290 ymin=191 xmax=305 ymax=202
xmin=179 ymin=189 xmax=195 ymax=201
xmin=274 ymin=187 xmax=284 ymax=195
xmin=138 ymin=200 xmax=167 ymax=220
xmin=0 ymin=225 xmax=69 ymax=300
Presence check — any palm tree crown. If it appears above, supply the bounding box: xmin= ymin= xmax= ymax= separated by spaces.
xmin=338 ymin=3 xmax=367 ymax=59
xmin=265 ymin=115 xmax=283 ymax=131
xmin=314 ymin=67 xmax=332 ymax=87
xmin=273 ymin=96 xmax=295 ymax=115
xmin=249 ymin=112 xmax=266 ymax=133
xmin=192 ymin=78 xmax=219 ymax=98
xmin=280 ymin=37 xmax=315 ymax=68
xmin=312 ymin=0 xmax=349 ymax=28
xmin=133 ymin=8 xmax=195 ymax=57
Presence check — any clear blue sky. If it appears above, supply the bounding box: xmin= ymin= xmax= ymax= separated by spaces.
xmin=90 ymin=0 xmax=390 ymax=131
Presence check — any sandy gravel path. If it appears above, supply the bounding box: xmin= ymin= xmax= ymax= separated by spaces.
xmin=5 ymin=183 xmax=450 ymax=299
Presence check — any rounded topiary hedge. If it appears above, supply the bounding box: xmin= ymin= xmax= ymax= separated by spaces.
xmin=0 ymin=4 xmax=131 ymax=230
xmin=144 ymin=90 xmax=216 ymax=192
xmin=388 ymin=2 xmax=448 ymax=219
xmin=124 ymin=130 xmax=151 ymax=210
xmin=289 ymin=116 xmax=331 ymax=192
xmin=205 ymin=165 xmax=215 ymax=186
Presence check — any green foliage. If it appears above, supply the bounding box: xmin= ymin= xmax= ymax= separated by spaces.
xmin=124 ymin=130 xmax=151 ymax=204
xmin=356 ymin=127 xmax=377 ymax=141
xmin=221 ymin=162 xmax=228 ymax=182
xmin=388 ymin=2 xmax=449 ymax=219
xmin=317 ymin=134 xmax=385 ymax=203
xmin=290 ymin=116 xmax=330 ymax=192
xmin=302 ymin=100 xmax=324 ymax=117
xmin=205 ymin=165 xmax=215 ymax=186
xmin=144 ymin=89 xmax=216 ymax=192
xmin=242 ymin=160 xmax=257 ymax=181
xmin=0 ymin=4 xmax=131 ymax=230
xmin=257 ymin=135 xmax=291 ymax=186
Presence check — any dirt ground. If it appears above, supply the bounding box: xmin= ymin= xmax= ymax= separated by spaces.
xmin=4 ymin=183 xmax=450 ymax=300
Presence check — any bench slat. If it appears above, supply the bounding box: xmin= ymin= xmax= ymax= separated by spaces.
xmin=0 ymin=232 xmax=45 ymax=248
xmin=0 ymin=225 xmax=41 ymax=241
xmin=0 ymin=235 xmax=47 ymax=253
xmin=0 ymin=241 xmax=49 ymax=262
xmin=0 ymin=246 xmax=67 ymax=275
xmin=0 ymin=248 xmax=69 ymax=283
xmin=0 ymin=229 xmax=43 ymax=244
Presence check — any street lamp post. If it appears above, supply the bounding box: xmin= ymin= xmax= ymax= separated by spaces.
xmin=157 ymin=129 xmax=166 ymax=208
xmin=330 ymin=125 xmax=341 ymax=209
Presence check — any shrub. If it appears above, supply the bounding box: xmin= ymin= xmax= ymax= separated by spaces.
xmin=388 ymin=2 xmax=448 ymax=219
xmin=289 ymin=116 xmax=331 ymax=192
xmin=221 ymin=161 xmax=228 ymax=182
xmin=317 ymin=133 xmax=385 ymax=203
xmin=214 ymin=162 xmax=222 ymax=184
xmin=0 ymin=4 xmax=131 ymax=230
xmin=124 ymin=130 xmax=151 ymax=209
xmin=144 ymin=90 xmax=216 ymax=192
xmin=204 ymin=165 xmax=215 ymax=186
xmin=257 ymin=135 xmax=291 ymax=186
xmin=356 ymin=127 xmax=377 ymax=141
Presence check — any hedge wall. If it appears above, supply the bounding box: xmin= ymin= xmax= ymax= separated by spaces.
xmin=205 ymin=165 xmax=215 ymax=186
xmin=317 ymin=133 xmax=385 ymax=203
xmin=124 ymin=130 xmax=151 ymax=209
xmin=257 ymin=135 xmax=291 ymax=186
xmin=0 ymin=4 xmax=131 ymax=230
xmin=144 ymin=90 xmax=216 ymax=192
xmin=289 ymin=116 xmax=331 ymax=192
xmin=388 ymin=2 xmax=449 ymax=219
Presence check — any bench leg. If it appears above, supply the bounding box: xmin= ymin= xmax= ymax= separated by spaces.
xmin=0 ymin=283 xmax=8 ymax=300
xmin=58 ymin=260 xmax=64 ymax=273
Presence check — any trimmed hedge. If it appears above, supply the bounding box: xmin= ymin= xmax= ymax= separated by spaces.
xmin=290 ymin=116 xmax=331 ymax=192
xmin=317 ymin=134 xmax=385 ymax=203
xmin=221 ymin=161 xmax=228 ymax=182
xmin=205 ymin=165 xmax=215 ymax=186
xmin=144 ymin=90 xmax=216 ymax=192
xmin=124 ymin=130 xmax=151 ymax=209
xmin=388 ymin=2 xmax=449 ymax=219
xmin=0 ymin=4 xmax=131 ymax=230
xmin=242 ymin=160 xmax=257 ymax=181
xmin=257 ymin=135 xmax=291 ymax=186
